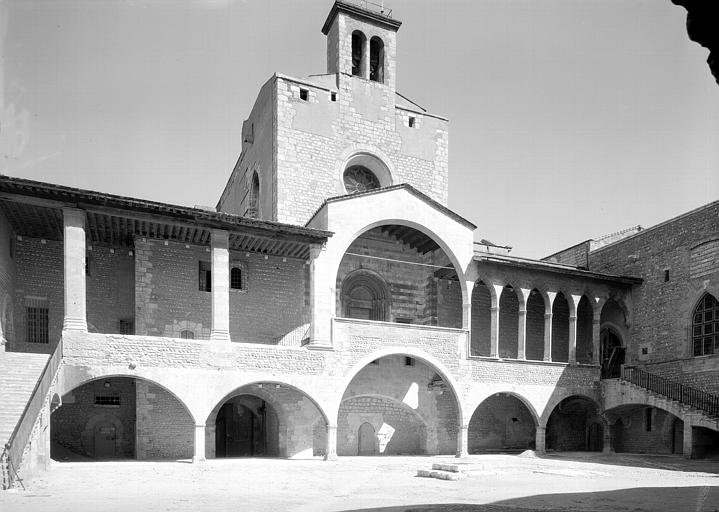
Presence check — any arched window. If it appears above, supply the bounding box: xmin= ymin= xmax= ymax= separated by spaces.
xmin=351 ymin=31 xmax=366 ymax=77
xmin=246 ymin=172 xmax=259 ymax=219
xmin=341 ymin=270 xmax=390 ymax=322
xmin=180 ymin=330 xmax=194 ymax=340
xmin=693 ymin=293 xmax=719 ymax=356
xmin=343 ymin=166 xmax=380 ymax=194
xmin=369 ymin=36 xmax=384 ymax=83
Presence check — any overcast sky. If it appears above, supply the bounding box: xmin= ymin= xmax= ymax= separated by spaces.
xmin=1 ymin=0 xmax=717 ymax=258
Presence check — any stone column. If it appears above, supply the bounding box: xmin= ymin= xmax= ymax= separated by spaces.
xmin=193 ymin=424 xmax=206 ymax=462
xmin=363 ymin=37 xmax=371 ymax=79
xmin=535 ymin=426 xmax=546 ymax=453
xmin=592 ymin=318 xmax=601 ymax=365
xmin=325 ymin=425 xmax=338 ymax=461
xmin=210 ymin=229 xmax=230 ymax=342
xmin=603 ymin=424 xmax=612 ymax=453
xmin=63 ymin=208 xmax=87 ymax=332
xmin=490 ymin=284 xmax=504 ymax=358
xmin=462 ymin=280 xmax=475 ymax=359
xmin=456 ymin=425 xmax=469 ymax=458
xmin=683 ymin=423 xmax=694 ymax=459
xmin=309 ymin=244 xmax=333 ymax=349
xmin=543 ymin=313 xmax=553 ymax=362
xmin=568 ymin=315 xmax=577 ymax=364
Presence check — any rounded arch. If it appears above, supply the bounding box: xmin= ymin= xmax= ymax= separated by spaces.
xmin=248 ymin=171 xmax=260 ymax=218
xmin=57 ymin=373 xmax=196 ymax=424
xmin=335 ymin=145 xmax=396 ymax=195
xmin=351 ymin=29 xmax=367 ymax=77
xmin=469 ymin=391 xmax=540 ymax=428
xmin=333 ymin=219 xmax=470 ymax=310
xmin=543 ymin=394 xmax=604 ymax=452
xmin=340 ymin=392 xmax=431 ymax=426
xmin=467 ymin=392 xmax=538 ymax=453
xmin=498 ymin=284 xmax=519 ymax=359
xmin=540 ymin=392 xmax=599 ymax=427
xmin=336 ymin=347 xmax=465 ymax=425
xmin=369 ymin=35 xmax=385 ymax=82
xmin=204 ymin=379 xmax=330 ymax=427
xmin=339 ymin=268 xmax=391 ymax=321
xmin=526 ymin=288 xmax=546 ymax=361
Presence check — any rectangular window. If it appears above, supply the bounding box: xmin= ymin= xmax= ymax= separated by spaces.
xmin=408 ymin=116 xmax=415 ymax=128
xmin=118 ymin=319 xmax=134 ymax=335
xmin=26 ymin=302 xmax=49 ymax=344
xmin=663 ymin=269 xmax=670 ymax=282
xmin=230 ymin=266 xmax=243 ymax=290
xmin=199 ymin=261 xmax=211 ymax=292
xmin=405 ymin=357 xmax=415 ymax=367
xmin=330 ymin=92 xmax=337 ymax=102
xmin=94 ymin=396 xmax=120 ymax=406
xmin=299 ymin=88 xmax=309 ymax=101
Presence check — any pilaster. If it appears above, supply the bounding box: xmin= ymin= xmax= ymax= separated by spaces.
xmin=193 ymin=424 xmax=206 ymax=462
xmin=62 ymin=208 xmax=87 ymax=332
xmin=210 ymin=229 xmax=230 ymax=342
xmin=325 ymin=425 xmax=338 ymax=460
xmin=456 ymin=425 xmax=469 ymax=458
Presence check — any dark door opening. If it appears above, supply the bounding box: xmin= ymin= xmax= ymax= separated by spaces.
xmin=601 ymin=329 xmax=624 ymax=379
xmin=215 ymin=400 xmax=269 ymax=457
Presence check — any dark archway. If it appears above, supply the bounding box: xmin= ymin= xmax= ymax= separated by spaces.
xmin=576 ymin=295 xmax=594 ymax=364
xmin=551 ymin=293 xmax=569 ymax=362
xmin=351 ymin=30 xmax=366 ymax=77
xmin=369 ymin=36 xmax=384 ymax=82
xmin=468 ymin=394 xmax=537 ymax=453
xmin=470 ymin=281 xmax=491 ymax=356
xmin=545 ymin=396 xmax=602 ymax=452
xmin=51 ymin=376 xmax=194 ymax=461
xmin=498 ymin=285 xmax=518 ymax=359
xmin=215 ymin=396 xmax=278 ymax=457
xmin=525 ymin=289 xmax=545 ymax=361
xmin=600 ymin=328 xmax=624 ymax=379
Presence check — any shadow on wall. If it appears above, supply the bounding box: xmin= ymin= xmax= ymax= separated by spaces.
xmin=336 ymin=486 xmax=719 ymax=511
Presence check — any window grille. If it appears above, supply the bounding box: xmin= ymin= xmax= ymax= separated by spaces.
xmin=95 ymin=396 xmax=120 ymax=406
xmin=231 ymin=267 xmax=243 ymax=290
xmin=199 ymin=261 xmax=211 ymax=292
xmin=692 ymin=293 xmax=719 ymax=357
xmin=180 ymin=330 xmax=194 ymax=339
xmin=26 ymin=298 xmax=49 ymax=344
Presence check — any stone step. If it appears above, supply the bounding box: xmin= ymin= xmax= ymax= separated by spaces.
xmin=432 ymin=463 xmax=461 ymax=473
xmin=417 ymin=469 xmax=469 ymax=481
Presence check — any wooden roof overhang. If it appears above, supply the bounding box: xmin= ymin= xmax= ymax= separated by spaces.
xmin=0 ymin=176 xmax=332 ymax=260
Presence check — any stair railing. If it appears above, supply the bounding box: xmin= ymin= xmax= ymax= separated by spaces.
xmin=1 ymin=339 xmax=63 ymax=490
xmin=621 ymin=365 xmax=719 ymax=418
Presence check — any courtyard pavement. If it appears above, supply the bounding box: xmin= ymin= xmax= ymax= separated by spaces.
xmin=1 ymin=452 xmax=719 ymax=512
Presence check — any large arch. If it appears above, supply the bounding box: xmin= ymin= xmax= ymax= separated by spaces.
xmin=204 ymin=380 xmax=330 ymax=459
xmin=604 ymin=403 xmax=684 ymax=455
xmin=544 ymin=395 xmax=604 ymax=452
xmin=467 ymin=392 xmax=538 ymax=453
xmin=51 ymin=375 xmax=195 ymax=461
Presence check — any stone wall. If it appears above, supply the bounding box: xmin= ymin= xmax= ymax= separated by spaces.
xmin=136 ymin=380 xmax=194 ymax=460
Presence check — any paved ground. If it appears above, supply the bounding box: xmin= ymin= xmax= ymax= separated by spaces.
xmin=2 ymin=452 xmax=719 ymax=512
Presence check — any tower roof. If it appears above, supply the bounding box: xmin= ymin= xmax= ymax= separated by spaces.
xmin=321 ymin=0 xmax=402 ymax=35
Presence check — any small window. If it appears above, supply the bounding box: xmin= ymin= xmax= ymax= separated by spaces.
xmin=95 ymin=396 xmax=120 ymax=407
xmin=641 ymin=347 xmax=648 ymax=355
xmin=405 ymin=357 xmax=415 ymax=367
xmin=299 ymin=88 xmax=309 ymax=101
xmin=231 ymin=267 xmax=243 ymax=290
xmin=180 ymin=330 xmax=195 ymax=340
xmin=352 ymin=31 xmax=366 ymax=77
xmin=408 ymin=116 xmax=415 ymax=128
xmin=27 ymin=305 xmax=49 ymax=344
xmin=199 ymin=261 xmax=212 ymax=292
xmin=369 ymin=36 xmax=384 ymax=83
xmin=118 ymin=319 xmax=134 ymax=335
xmin=331 ymin=92 xmax=337 ymax=102
xmin=663 ymin=269 xmax=670 ymax=282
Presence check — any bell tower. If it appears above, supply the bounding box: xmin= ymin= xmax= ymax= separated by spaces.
xmin=322 ymin=1 xmax=402 ymax=91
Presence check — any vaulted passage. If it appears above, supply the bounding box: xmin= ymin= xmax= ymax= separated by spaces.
xmin=51 ymin=377 xmax=193 ymax=461
xmin=546 ymin=396 xmax=603 ymax=452
xmin=337 ymin=225 xmax=462 ymax=328
xmin=338 ymin=355 xmax=459 ymax=456
xmin=606 ymin=405 xmax=683 ymax=455
xmin=207 ymin=383 xmax=326 ymax=459
xmin=468 ymin=394 xmax=536 ymax=453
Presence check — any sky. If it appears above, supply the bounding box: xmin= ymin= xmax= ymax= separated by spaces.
xmin=1 ymin=0 xmax=717 ymax=258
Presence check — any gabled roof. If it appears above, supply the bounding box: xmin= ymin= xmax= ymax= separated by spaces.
xmin=306 ymin=183 xmax=477 ymax=230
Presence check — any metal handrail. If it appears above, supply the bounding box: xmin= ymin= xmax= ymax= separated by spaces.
xmin=1 ymin=339 xmax=63 ymax=489
xmin=621 ymin=365 xmax=719 ymax=418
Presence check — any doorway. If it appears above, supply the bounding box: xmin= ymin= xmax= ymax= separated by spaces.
xmin=358 ymin=422 xmax=376 ymax=455
xmin=94 ymin=423 xmax=117 ymax=459
xmin=601 ymin=328 xmax=624 ymax=379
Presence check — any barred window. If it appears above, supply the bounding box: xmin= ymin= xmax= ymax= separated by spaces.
xmin=231 ymin=267 xmax=243 ymax=290
xmin=118 ymin=319 xmax=134 ymax=335
xmin=180 ymin=329 xmax=194 ymax=340
xmin=95 ymin=396 xmax=120 ymax=406
xmin=26 ymin=298 xmax=49 ymax=344
xmin=693 ymin=293 xmax=719 ymax=357
xmin=199 ymin=261 xmax=211 ymax=292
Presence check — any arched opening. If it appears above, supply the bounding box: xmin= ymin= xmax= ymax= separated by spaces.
xmin=341 ymin=269 xmax=390 ymax=321
xmin=600 ymin=327 xmax=624 ymax=378
xmin=341 ymin=152 xmax=392 ymax=194
xmin=525 ymin=289 xmax=545 ymax=361
xmin=545 ymin=396 xmax=602 ymax=452
xmin=576 ymin=295 xmax=594 ymax=364
xmin=51 ymin=376 xmax=193 ymax=461
xmin=369 ymin=36 xmax=384 ymax=83
xmin=351 ymin=30 xmax=366 ymax=77
xmin=551 ymin=293 xmax=570 ymax=362
xmin=336 ymin=225 xmax=462 ymax=328
xmin=207 ymin=382 xmax=326 ymax=459
xmin=468 ymin=394 xmax=536 ymax=453
xmin=692 ymin=293 xmax=718 ymax=357
xmin=606 ymin=405 xmax=685 ymax=455
xmin=498 ymin=285 xmax=518 ymax=359
xmin=247 ymin=172 xmax=259 ymax=219
xmin=339 ymin=355 xmax=459 ymax=455
xmin=470 ymin=281 xmax=491 ymax=356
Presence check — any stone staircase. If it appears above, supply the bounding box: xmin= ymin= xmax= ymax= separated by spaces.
xmin=0 ymin=351 xmax=50 ymax=449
